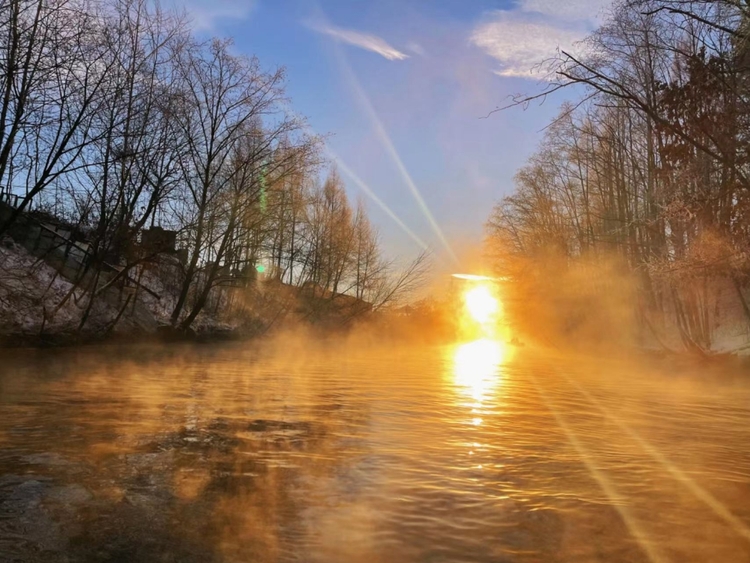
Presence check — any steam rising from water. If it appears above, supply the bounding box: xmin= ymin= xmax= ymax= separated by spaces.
xmin=1 ymin=333 xmax=749 ymax=562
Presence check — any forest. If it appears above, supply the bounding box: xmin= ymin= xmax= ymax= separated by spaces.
xmin=487 ymin=0 xmax=750 ymax=354
xmin=0 ymin=0 xmax=426 ymax=340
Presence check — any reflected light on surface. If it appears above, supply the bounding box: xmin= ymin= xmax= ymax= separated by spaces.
xmin=453 ymin=339 xmax=504 ymax=401
xmin=464 ymin=286 xmax=499 ymax=325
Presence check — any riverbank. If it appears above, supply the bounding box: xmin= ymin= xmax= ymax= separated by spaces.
xmin=0 ymin=233 xmax=377 ymax=349
xmin=0 ymin=236 xmax=256 ymax=348
xmin=0 ymin=324 xmax=258 ymax=349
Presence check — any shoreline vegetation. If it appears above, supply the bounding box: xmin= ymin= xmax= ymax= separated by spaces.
xmin=0 ymin=0 xmax=429 ymax=349
xmin=5 ymin=1 xmax=750 ymax=360
xmin=485 ymin=0 xmax=750 ymax=358
xmin=0 ymin=226 xmax=428 ymax=349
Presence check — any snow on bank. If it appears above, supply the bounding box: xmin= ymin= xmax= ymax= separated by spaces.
xmin=0 ymin=238 xmax=133 ymax=337
xmin=0 ymin=239 xmax=263 ymax=340
xmin=0 ymin=238 xmax=86 ymax=334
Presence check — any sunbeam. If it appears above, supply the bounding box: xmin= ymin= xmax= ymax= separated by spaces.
xmin=562 ymin=372 xmax=750 ymax=544
xmin=329 ymin=150 xmax=430 ymax=251
xmin=329 ymin=40 xmax=460 ymax=265
xmin=5 ymin=1 xmax=750 ymax=563
xmin=530 ymin=374 xmax=669 ymax=563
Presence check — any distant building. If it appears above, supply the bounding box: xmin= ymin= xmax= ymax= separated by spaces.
xmin=141 ymin=227 xmax=177 ymax=255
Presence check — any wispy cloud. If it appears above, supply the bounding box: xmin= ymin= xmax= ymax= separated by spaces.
xmin=472 ymin=14 xmax=584 ymax=78
xmin=406 ymin=41 xmax=426 ymax=57
xmin=169 ymin=0 xmax=256 ymax=32
xmin=308 ymin=22 xmax=409 ymax=61
xmin=470 ymin=0 xmax=612 ymax=79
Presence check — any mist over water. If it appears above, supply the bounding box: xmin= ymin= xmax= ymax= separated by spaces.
xmin=4 ymin=0 xmax=750 ymax=561
xmin=1 ymin=338 xmax=749 ymax=562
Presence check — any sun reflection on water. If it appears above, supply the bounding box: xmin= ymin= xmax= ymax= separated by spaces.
xmin=451 ymin=338 xmax=506 ymax=469
xmin=452 ymin=339 xmax=505 ymax=402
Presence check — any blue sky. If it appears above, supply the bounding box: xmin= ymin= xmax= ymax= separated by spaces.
xmin=169 ymin=0 xmax=612 ymax=270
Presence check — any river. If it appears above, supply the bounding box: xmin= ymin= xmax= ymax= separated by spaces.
xmin=0 ymin=338 xmax=749 ymax=562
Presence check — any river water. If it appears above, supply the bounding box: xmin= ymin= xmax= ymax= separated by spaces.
xmin=1 ymin=338 xmax=749 ymax=563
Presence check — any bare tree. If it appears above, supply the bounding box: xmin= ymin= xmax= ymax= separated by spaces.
xmin=486 ymin=0 xmax=750 ymax=351
xmin=0 ymin=0 xmax=115 ymax=235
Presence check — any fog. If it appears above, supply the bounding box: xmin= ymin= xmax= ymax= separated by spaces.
xmin=1 ymin=323 xmax=750 ymax=562
xmin=3 ymin=0 xmax=750 ymax=561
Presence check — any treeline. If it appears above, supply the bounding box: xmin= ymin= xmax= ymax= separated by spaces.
xmin=487 ymin=0 xmax=750 ymax=351
xmin=0 ymin=0 xmax=424 ymax=333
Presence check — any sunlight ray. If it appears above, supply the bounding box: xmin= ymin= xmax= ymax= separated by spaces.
xmin=530 ymin=374 xmax=669 ymax=563
xmin=329 ymin=150 xmax=430 ymax=251
xmin=331 ymin=45 xmax=460 ymax=265
xmin=563 ymin=374 xmax=750 ymax=544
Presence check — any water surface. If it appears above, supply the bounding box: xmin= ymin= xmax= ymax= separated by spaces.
xmin=1 ymin=339 xmax=749 ymax=562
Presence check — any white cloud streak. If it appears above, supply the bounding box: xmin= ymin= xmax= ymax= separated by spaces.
xmin=471 ymin=1 xmax=613 ymax=79
xmin=471 ymin=14 xmax=584 ymax=78
xmin=406 ymin=41 xmax=426 ymax=57
xmin=309 ymin=22 xmax=409 ymax=61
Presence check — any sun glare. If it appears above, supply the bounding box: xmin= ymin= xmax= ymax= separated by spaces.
xmin=464 ymin=285 xmax=499 ymax=325
xmin=453 ymin=339 xmax=504 ymax=401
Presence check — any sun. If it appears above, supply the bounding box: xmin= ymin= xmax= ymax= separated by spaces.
xmin=463 ymin=285 xmax=499 ymax=325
